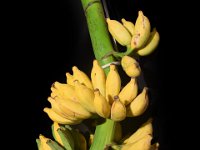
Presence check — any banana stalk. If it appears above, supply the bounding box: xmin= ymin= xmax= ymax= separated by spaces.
xmin=80 ymin=0 xmax=117 ymax=149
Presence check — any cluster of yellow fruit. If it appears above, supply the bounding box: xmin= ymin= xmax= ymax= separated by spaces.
xmin=36 ymin=122 xmax=87 ymax=150
xmin=43 ymin=55 xmax=148 ymax=124
xmin=107 ymin=10 xmax=160 ymax=57
xmin=110 ymin=119 xmax=159 ymax=150
xmin=36 ymin=119 xmax=159 ymax=150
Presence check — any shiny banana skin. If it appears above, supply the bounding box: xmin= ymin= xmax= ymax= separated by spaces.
xmin=43 ymin=108 xmax=82 ymax=125
xmin=126 ymin=87 xmax=149 ymax=117
xmin=131 ymin=11 xmax=151 ymax=49
xmin=106 ymin=65 xmax=121 ymax=104
xmin=72 ymin=66 xmax=93 ymax=90
xmin=112 ymin=134 xmax=152 ymax=150
xmin=91 ymin=60 xmax=106 ymax=96
xmin=123 ymin=118 xmax=153 ymax=144
xmin=74 ymin=80 xmax=96 ymax=113
xmin=121 ymin=18 xmax=135 ymax=36
xmin=94 ymin=89 xmax=111 ymax=118
xmin=136 ymin=28 xmax=160 ymax=56
xmin=39 ymin=134 xmax=65 ymax=150
xmin=49 ymin=95 xmax=92 ymax=120
xmin=111 ymin=96 xmax=126 ymax=121
xmin=56 ymin=126 xmax=74 ymax=150
xmin=119 ymin=77 xmax=138 ymax=106
xmin=121 ymin=55 xmax=141 ymax=78
xmin=106 ymin=18 xmax=132 ymax=46
xmin=66 ymin=72 xmax=75 ymax=86
xmin=51 ymin=81 xmax=78 ymax=102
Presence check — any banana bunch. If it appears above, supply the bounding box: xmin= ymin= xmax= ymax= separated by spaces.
xmin=37 ymin=122 xmax=87 ymax=150
xmin=106 ymin=10 xmax=160 ymax=57
xmin=110 ymin=119 xmax=159 ymax=150
xmin=43 ymin=57 xmax=149 ymax=123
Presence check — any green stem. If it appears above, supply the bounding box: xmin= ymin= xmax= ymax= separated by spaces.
xmin=80 ymin=0 xmax=117 ymax=149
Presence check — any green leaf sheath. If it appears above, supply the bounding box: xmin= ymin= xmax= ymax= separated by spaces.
xmin=80 ymin=0 xmax=117 ymax=149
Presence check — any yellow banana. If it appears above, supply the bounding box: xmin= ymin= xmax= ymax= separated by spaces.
xmin=126 ymin=87 xmax=149 ymax=117
xmin=123 ymin=118 xmax=153 ymax=144
xmin=131 ymin=11 xmax=151 ymax=49
xmin=106 ymin=65 xmax=121 ymax=104
xmin=50 ymin=95 xmax=92 ymax=119
xmin=43 ymin=108 xmax=82 ymax=125
xmin=39 ymin=134 xmax=52 ymax=150
xmin=51 ymin=82 xmax=78 ymax=102
xmin=52 ymin=122 xmax=64 ymax=146
xmin=66 ymin=72 xmax=75 ymax=86
xmin=121 ymin=18 xmax=135 ymax=36
xmin=72 ymin=66 xmax=93 ymax=90
xmin=74 ymin=80 xmax=96 ymax=113
xmin=91 ymin=60 xmax=106 ymax=96
xmin=94 ymin=89 xmax=111 ymax=118
xmin=136 ymin=28 xmax=160 ymax=56
xmin=119 ymin=77 xmax=138 ymax=106
xmin=36 ymin=139 xmax=42 ymax=150
xmin=48 ymin=97 xmax=79 ymax=121
xmin=106 ymin=18 xmax=132 ymax=46
xmin=111 ymin=96 xmax=126 ymax=121
xmin=121 ymin=55 xmax=141 ymax=78
xmin=119 ymin=134 xmax=152 ymax=150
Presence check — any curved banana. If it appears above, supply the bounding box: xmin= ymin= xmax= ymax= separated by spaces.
xmin=50 ymin=96 xmax=92 ymax=120
xmin=123 ymin=118 xmax=153 ymax=144
xmin=121 ymin=55 xmax=141 ymax=78
xmin=53 ymin=123 xmax=74 ymax=150
xmin=72 ymin=66 xmax=93 ymax=90
xmin=106 ymin=18 xmax=132 ymax=46
xmin=94 ymin=89 xmax=111 ymax=118
xmin=51 ymin=82 xmax=78 ymax=102
xmin=52 ymin=122 xmax=64 ymax=146
xmin=74 ymin=80 xmax=96 ymax=113
xmin=136 ymin=28 xmax=160 ymax=56
xmin=126 ymin=87 xmax=149 ymax=117
xmin=106 ymin=65 xmax=121 ymax=104
xmin=111 ymin=96 xmax=126 ymax=121
xmin=91 ymin=60 xmax=106 ymax=96
xmin=112 ymin=134 xmax=152 ymax=150
xmin=121 ymin=18 xmax=135 ymax=36
xmin=66 ymin=72 xmax=75 ymax=86
xmin=39 ymin=134 xmax=65 ymax=150
xmin=119 ymin=77 xmax=138 ymax=106
xmin=43 ymin=108 xmax=82 ymax=125
xmin=131 ymin=11 xmax=151 ymax=49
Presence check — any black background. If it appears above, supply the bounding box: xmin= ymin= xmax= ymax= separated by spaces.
xmin=4 ymin=0 xmax=196 ymax=149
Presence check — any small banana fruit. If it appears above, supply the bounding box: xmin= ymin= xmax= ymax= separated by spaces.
xmin=112 ymin=134 xmax=152 ymax=150
xmin=74 ymin=80 xmax=96 ymax=113
xmin=119 ymin=77 xmax=138 ymax=106
xmin=131 ymin=11 xmax=151 ymax=49
xmin=126 ymin=87 xmax=149 ymax=117
xmin=91 ymin=60 xmax=106 ymax=96
xmin=43 ymin=108 xmax=82 ymax=125
xmin=121 ymin=55 xmax=141 ymax=78
xmin=94 ymin=89 xmax=111 ymax=118
xmin=106 ymin=65 xmax=121 ymax=104
xmin=121 ymin=18 xmax=135 ymax=36
xmin=136 ymin=28 xmax=160 ymax=56
xmin=106 ymin=18 xmax=132 ymax=46
xmin=123 ymin=118 xmax=153 ymax=144
xmin=66 ymin=72 xmax=75 ymax=86
xmin=39 ymin=134 xmax=65 ymax=150
xmin=52 ymin=122 xmax=74 ymax=150
xmin=111 ymin=96 xmax=126 ymax=121
xmin=72 ymin=66 xmax=93 ymax=90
